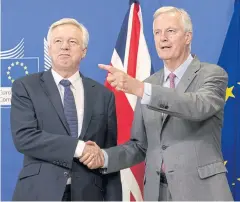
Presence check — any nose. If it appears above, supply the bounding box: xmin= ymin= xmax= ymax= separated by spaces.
xmin=61 ymin=41 xmax=70 ymax=50
xmin=159 ymin=31 xmax=168 ymax=42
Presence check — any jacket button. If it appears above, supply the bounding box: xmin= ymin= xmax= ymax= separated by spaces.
xmin=64 ymin=172 xmax=69 ymax=177
xmin=162 ymin=145 xmax=167 ymax=150
xmin=165 ymin=106 xmax=169 ymax=109
xmin=159 ymin=104 xmax=165 ymax=108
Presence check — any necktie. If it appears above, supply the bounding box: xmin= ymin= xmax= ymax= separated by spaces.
xmin=169 ymin=72 xmax=176 ymax=88
xmin=60 ymin=79 xmax=78 ymax=138
xmin=161 ymin=72 xmax=176 ymax=173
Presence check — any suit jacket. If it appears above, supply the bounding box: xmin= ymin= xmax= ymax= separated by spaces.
xmin=104 ymin=56 xmax=233 ymax=201
xmin=11 ymin=70 xmax=122 ymax=201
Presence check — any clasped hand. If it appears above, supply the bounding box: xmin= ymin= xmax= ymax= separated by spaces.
xmin=79 ymin=141 xmax=104 ymax=169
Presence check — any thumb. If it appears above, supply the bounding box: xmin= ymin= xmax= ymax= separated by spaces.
xmin=85 ymin=141 xmax=96 ymax=146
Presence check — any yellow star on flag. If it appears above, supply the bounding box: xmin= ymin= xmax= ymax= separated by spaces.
xmin=237 ymin=178 xmax=240 ymax=181
xmin=224 ymin=161 xmax=227 ymax=166
xmin=225 ymin=86 xmax=235 ymax=101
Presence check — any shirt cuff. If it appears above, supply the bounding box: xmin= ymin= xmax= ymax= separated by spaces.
xmin=141 ymin=82 xmax=152 ymax=104
xmin=74 ymin=140 xmax=85 ymax=158
xmin=101 ymin=149 xmax=109 ymax=168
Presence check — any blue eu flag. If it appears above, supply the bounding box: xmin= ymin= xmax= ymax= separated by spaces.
xmin=1 ymin=58 xmax=39 ymax=87
xmin=218 ymin=0 xmax=240 ymax=200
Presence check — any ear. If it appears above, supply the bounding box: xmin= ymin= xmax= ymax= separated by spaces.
xmin=81 ymin=48 xmax=87 ymax=59
xmin=185 ymin=32 xmax=192 ymax=45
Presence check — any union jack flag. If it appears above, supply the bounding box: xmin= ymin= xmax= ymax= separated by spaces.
xmin=104 ymin=0 xmax=153 ymax=200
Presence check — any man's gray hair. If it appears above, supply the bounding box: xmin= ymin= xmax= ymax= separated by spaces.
xmin=153 ymin=6 xmax=193 ymax=33
xmin=47 ymin=18 xmax=89 ymax=49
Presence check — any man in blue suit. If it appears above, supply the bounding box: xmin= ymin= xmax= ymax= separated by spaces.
xmin=10 ymin=18 xmax=122 ymax=201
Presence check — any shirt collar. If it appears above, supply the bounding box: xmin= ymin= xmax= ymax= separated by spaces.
xmin=51 ymin=69 xmax=81 ymax=89
xmin=164 ymin=54 xmax=193 ymax=82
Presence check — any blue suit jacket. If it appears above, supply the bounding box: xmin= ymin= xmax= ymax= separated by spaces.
xmin=11 ymin=70 xmax=122 ymax=201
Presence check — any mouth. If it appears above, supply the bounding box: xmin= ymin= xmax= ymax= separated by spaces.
xmin=160 ymin=46 xmax=172 ymax=50
xmin=59 ymin=54 xmax=70 ymax=57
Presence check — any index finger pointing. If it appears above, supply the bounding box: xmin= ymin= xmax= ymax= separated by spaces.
xmin=98 ymin=64 xmax=118 ymax=74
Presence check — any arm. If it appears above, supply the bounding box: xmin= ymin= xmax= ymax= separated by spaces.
xmin=11 ymin=79 xmax=79 ymax=169
xmin=147 ymin=67 xmax=228 ymax=121
xmin=104 ymin=98 xmax=147 ymax=174
xmin=103 ymin=93 xmax=122 ymax=201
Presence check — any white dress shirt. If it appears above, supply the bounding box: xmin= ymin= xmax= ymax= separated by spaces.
xmin=51 ymin=69 xmax=85 ymax=183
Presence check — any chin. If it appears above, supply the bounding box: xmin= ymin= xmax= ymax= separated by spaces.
xmin=58 ymin=62 xmax=72 ymax=68
xmin=158 ymin=54 xmax=172 ymax=60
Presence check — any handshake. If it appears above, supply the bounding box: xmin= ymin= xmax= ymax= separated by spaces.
xmin=79 ymin=141 xmax=105 ymax=169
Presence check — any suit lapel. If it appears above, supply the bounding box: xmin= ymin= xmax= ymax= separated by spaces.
xmin=176 ymin=56 xmax=201 ymax=94
xmin=161 ymin=56 xmax=201 ymax=125
xmin=153 ymin=70 xmax=165 ymax=86
xmin=79 ymin=76 xmax=95 ymax=139
xmin=40 ymin=70 xmax=70 ymax=135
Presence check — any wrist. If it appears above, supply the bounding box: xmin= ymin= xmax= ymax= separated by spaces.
xmin=135 ymin=81 xmax=144 ymax=97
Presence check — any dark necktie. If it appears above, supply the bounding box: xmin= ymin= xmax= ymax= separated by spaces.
xmin=60 ymin=79 xmax=78 ymax=138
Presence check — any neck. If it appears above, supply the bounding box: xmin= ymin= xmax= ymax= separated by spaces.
xmin=52 ymin=66 xmax=79 ymax=78
xmin=164 ymin=51 xmax=190 ymax=72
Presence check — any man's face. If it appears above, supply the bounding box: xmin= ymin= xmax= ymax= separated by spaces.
xmin=153 ymin=12 xmax=192 ymax=62
xmin=48 ymin=24 xmax=86 ymax=72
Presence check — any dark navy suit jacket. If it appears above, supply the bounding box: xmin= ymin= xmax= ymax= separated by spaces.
xmin=11 ymin=70 xmax=122 ymax=201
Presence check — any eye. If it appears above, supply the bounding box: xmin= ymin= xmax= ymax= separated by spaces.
xmin=70 ymin=40 xmax=77 ymax=44
xmin=167 ymin=29 xmax=175 ymax=33
xmin=55 ymin=39 xmax=62 ymax=43
xmin=154 ymin=30 xmax=160 ymax=35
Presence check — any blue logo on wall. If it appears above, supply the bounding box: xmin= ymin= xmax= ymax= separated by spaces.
xmin=0 ymin=39 xmax=39 ymax=107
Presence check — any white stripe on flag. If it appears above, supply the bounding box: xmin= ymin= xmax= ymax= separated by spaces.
xmin=121 ymin=168 xmax=144 ymax=201
xmin=123 ymin=3 xmax=135 ymax=72
xmin=136 ymin=6 xmax=151 ymax=81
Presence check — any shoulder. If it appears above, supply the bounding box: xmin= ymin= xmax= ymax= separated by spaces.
xmin=144 ymin=69 xmax=163 ymax=83
xmin=12 ymin=72 xmax=43 ymax=88
xmin=199 ymin=62 xmax=228 ymax=78
xmin=83 ymin=77 xmax=114 ymax=97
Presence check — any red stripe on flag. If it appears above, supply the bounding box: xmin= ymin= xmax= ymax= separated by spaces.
xmin=105 ymin=73 xmax=133 ymax=144
xmin=127 ymin=3 xmax=140 ymax=78
xmin=130 ymin=162 xmax=145 ymax=201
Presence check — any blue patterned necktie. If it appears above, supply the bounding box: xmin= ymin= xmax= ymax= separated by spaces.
xmin=60 ymin=79 xmax=78 ymax=138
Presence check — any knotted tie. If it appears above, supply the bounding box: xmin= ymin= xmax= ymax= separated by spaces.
xmin=60 ymin=79 xmax=78 ymax=138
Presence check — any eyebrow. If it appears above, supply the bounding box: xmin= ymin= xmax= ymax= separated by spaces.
xmin=52 ymin=37 xmax=79 ymax=41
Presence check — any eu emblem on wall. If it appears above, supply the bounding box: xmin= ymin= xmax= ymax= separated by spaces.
xmin=0 ymin=39 xmax=39 ymax=108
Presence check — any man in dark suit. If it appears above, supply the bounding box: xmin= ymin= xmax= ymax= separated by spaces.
xmin=10 ymin=18 xmax=122 ymax=201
